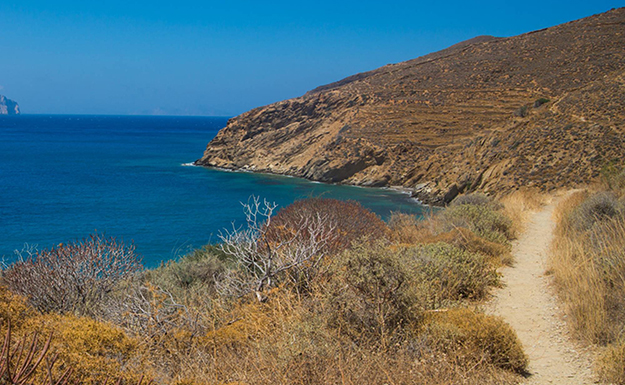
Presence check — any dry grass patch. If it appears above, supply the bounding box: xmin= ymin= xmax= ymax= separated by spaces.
xmin=499 ymin=188 xmax=546 ymax=235
xmin=550 ymin=191 xmax=625 ymax=343
xmin=550 ymin=187 xmax=625 ymax=383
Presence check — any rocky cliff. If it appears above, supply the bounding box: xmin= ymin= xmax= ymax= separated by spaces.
xmin=197 ymin=8 xmax=625 ymax=205
xmin=0 ymin=95 xmax=20 ymax=115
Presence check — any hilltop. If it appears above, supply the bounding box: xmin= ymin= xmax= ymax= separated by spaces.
xmin=197 ymin=8 xmax=625 ymax=205
xmin=0 ymin=95 xmax=20 ymax=115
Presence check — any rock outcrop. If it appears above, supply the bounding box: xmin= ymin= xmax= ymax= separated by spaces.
xmin=197 ymin=8 xmax=625 ymax=205
xmin=0 ymin=95 xmax=20 ymax=115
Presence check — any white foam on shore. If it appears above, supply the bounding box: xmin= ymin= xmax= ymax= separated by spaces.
xmin=181 ymin=162 xmax=197 ymax=167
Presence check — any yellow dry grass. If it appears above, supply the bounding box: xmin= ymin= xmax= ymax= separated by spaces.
xmin=549 ymin=188 xmax=625 ymax=384
xmin=499 ymin=188 xmax=546 ymax=236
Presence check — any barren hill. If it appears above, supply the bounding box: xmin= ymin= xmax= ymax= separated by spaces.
xmin=197 ymin=8 xmax=625 ymax=205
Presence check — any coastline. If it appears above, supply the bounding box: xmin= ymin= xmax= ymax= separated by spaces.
xmin=192 ymin=161 xmax=433 ymax=208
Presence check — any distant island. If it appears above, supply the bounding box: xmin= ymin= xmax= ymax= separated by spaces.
xmin=0 ymin=95 xmax=20 ymax=115
xmin=196 ymin=8 xmax=625 ymax=205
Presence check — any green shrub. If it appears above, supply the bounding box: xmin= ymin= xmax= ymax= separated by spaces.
xmin=599 ymin=161 xmax=625 ymax=192
xmin=568 ymin=192 xmax=623 ymax=232
xmin=533 ymin=98 xmax=550 ymax=107
xmin=441 ymin=204 xmax=513 ymax=244
xmin=514 ymin=105 xmax=528 ymax=117
xmin=424 ymin=309 xmax=528 ymax=373
xmin=145 ymin=246 xmax=227 ymax=295
xmin=451 ymin=193 xmax=492 ymax=207
xmin=451 ymin=193 xmax=503 ymax=210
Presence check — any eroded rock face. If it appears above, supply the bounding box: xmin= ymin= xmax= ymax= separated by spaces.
xmin=197 ymin=9 xmax=625 ymax=205
xmin=0 ymin=95 xmax=20 ymax=115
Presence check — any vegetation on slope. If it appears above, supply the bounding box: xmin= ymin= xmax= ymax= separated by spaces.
xmin=550 ymin=168 xmax=625 ymax=384
xmin=198 ymin=9 xmax=625 ymax=204
xmin=0 ymin=196 xmax=528 ymax=384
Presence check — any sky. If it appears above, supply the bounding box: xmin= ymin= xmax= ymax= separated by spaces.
xmin=0 ymin=1 xmax=622 ymax=116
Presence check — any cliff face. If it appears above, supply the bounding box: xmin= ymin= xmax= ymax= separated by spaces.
xmin=197 ymin=8 xmax=625 ymax=204
xmin=0 ymin=95 xmax=20 ymax=115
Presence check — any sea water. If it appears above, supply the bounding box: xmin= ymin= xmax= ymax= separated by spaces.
xmin=0 ymin=115 xmax=429 ymax=267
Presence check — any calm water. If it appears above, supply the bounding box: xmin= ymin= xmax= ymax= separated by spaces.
xmin=0 ymin=115 xmax=428 ymax=266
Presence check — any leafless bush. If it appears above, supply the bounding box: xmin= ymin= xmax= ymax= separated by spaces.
xmin=2 ymin=234 xmax=141 ymax=316
xmin=218 ymin=196 xmax=338 ymax=299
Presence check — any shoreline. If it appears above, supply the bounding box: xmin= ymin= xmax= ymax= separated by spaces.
xmin=192 ymin=162 xmax=433 ymax=208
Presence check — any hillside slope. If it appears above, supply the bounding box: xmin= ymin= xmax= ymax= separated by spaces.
xmin=197 ymin=8 xmax=625 ymax=204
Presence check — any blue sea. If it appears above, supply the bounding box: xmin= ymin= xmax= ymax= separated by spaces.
xmin=0 ymin=115 xmax=428 ymax=267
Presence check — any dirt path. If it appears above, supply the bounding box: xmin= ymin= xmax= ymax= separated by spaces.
xmin=486 ymin=198 xmax=596 ymax=384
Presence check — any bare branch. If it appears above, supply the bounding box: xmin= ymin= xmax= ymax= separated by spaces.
xmin=217 ymin=196 xmax=338 ymax=299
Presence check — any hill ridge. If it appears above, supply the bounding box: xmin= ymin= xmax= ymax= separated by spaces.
xmin=197 ymin=8 xmax=625 ymax=205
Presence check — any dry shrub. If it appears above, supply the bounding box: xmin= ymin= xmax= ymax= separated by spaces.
xmin=2 ymin=234 xmax=141 ymax=316
xmin=0 ymin=286 xmax=36 ymax=329
xmin=0 ymin=195 xmax=527 ymax=384
xmin=0 ymin=324 xmax=74 ymax=385
xmin=550 ymin=189 xmax=625 ymax=385
xmin=324 ymin=241 xmax=419 ymax=346
xmin=600 ymin=162 xmax=625 ymax=194
xmin=389 ymin=212 xmax=512 ymax=266
xmin=26 ymin=314 xmax=142 ymax=384
xmin=549 ymin=172 xmax=625 ymax=383
xmin=265 ymin=198 xmax=390 ymax=254
xmin=419 ymin=227 xmax=512 ymax=267
xmin=323 ymin=242 xmax=499 ymax=344
xmin=102 ymin=281 xmax=214 ymax=360
xmin=441 ymin=204 xmax=513 ymax=244
xmin=568 ymin=191 xmax=623 ymax=232
xmin=451 ymin=192 xmax=500 ymax=208
xmin=388 ymin=212 xmax=426 ymax=244
xmin=423 ymin=308 xmax=528 ymax=374
xmin=597 ymin=342 xmax=625 ymax=384
xmin=151 ymin=288 xmax=521 ymax=385
xmin=0 ymin=286 xmax=147 ymax=385
xmin=408 ymin=243 xmax=499 ymax=306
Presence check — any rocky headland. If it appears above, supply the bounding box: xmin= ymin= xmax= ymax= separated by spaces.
xmin=196 ymin=8 xmax=625 ymax=205
xmin=0 ymin=95 xmax=20 ymax=115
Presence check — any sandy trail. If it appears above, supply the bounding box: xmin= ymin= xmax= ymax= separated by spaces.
xmin=486 ymin=197 xmax=596 ymax=384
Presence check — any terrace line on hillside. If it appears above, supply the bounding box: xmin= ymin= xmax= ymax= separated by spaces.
xmin=196 ymin=8 xmax=625 ymax=205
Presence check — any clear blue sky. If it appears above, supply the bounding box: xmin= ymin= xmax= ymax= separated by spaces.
xmin=1 ymin=1 xmax=622 ymax=116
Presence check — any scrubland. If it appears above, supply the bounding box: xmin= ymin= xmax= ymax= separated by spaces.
xmin=549 ymin=168 xmax=625 ymax=384
xmin=0 ymin=194 xmax=530 ymax=384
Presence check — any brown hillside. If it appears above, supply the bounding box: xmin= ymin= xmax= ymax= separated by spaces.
xmin=196 ymin=8 xmax=625 ymax=205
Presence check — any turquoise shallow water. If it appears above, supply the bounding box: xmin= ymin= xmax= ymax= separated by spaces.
xmin=0 ymin=115 xmax=428 ymax=267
